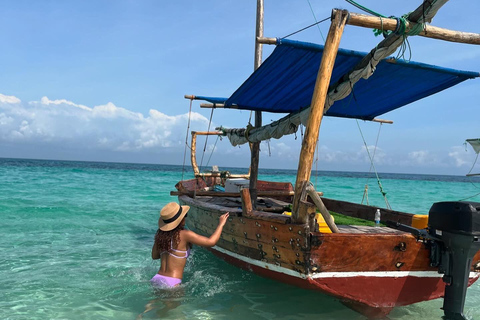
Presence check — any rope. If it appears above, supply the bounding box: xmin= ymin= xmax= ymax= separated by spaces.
xmin=465 ymin=144 xmax=480 ymax=191
xmin=198 ymin=108 xmax=215 ymax=173
xmin=356 ymin=120 xmax=391 ymax=209
xmin=466 ymin=150 xmax=479 ymax=177
xmin=244 ymin=123 xmax=254 ymax=143
xmin=458 ymin=192 xmax=480 ymax=202
xmin=345 ymin=0 xmax=386 ymax=18
xmin=181 ymin=98 xmax=194 ymax=181
xmin=361 ymin=122 xmax=382 ymax=205
xmin=346 ymin=0 xmax=425 ymax=39
xmin=205 ymin=134 xmax=220 ymax=168
xmin=306 ymin=0 xmax=326 ymax=43
xmin=361 ymin=184 xmax=369 ymax=205
xmin=281 ymin=16 xmax=330 ymax=40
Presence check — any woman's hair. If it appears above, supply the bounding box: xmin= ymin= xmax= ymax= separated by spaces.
xmin=155 ymin=223 xmax=183 ymax=252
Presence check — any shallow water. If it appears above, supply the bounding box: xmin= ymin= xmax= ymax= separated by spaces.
xmin=1 ymin=158 xmax=479 ymax=320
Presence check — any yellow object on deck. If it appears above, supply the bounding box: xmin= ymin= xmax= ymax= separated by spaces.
xmin=411 ymin=214 xmax=429 ymax=229
xmin=316 ymin=213 xmax=333 ymax=233
xmin=283 ymin=211 xmax=333 ymax=233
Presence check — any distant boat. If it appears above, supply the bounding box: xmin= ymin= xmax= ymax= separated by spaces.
xmin=172 ymin=1 xmax=480 ymax=319
xmin=466 ymin=139 xmax=480 ymax=177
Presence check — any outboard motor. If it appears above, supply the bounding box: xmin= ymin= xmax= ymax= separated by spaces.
xmin=387 ymin=201 xmax=480 ymax=320
xmin=428 ymin=201 xmax=480 ymax=320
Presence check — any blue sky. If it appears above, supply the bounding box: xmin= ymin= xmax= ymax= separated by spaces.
xmin=0 ymin=0 xmax=479 ymax=175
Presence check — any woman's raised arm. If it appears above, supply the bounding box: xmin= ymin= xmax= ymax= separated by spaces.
xmin=183 ymin=212 xmax=229 ymax=247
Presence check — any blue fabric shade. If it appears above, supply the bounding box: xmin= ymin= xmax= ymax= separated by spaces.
xmin=208 ymin=39 xmax=478 ymax=120
xmin=193 ymin=95 xmax=228 ymax=104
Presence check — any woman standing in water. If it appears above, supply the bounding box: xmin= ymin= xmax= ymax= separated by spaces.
xmin=151 ymin=202 xmax=229 ymax=287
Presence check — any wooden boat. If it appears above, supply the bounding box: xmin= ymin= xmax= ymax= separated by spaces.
xmin=172 ymin=1 xmax=480 ymax=318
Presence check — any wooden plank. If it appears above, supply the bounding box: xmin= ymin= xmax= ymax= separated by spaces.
xmin=171 ymin=190 xmax=298 ymax=197
xmin=186 ymin=208 xmax=308 ymax=247
xmin=189 ymin=216 xmax=307 ymax=273
xmin=240 ymin=188 xmax=253 ymax=217
xmin=257 ymin=180 xmax=293 ymax=191
xmin=336 ymin=225 xmax=408 ymax=234
xmin=310 ymin=232 xmax=436 ymax=272
xmin=175 ymin=178 xmax=209 ymax=192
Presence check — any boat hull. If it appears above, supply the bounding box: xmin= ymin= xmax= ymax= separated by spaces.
xmin=207 ymin=242 xmax=479 ymax=318
xmin=178 ymin=193 xmax=480 ymax=318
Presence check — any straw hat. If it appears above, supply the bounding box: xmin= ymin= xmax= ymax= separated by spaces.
xmin=158 ymin=202 xmax=190 ymax=231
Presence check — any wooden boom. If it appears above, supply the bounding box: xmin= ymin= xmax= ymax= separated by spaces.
xmin=257 ymin=10 xmax=480 ymax=46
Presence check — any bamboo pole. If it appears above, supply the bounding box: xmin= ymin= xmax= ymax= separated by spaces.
xmin=194 ymin=173 xmax=251 ymax=179
xmin=191 ymin=131 xmax=200 ymax=176
xmin=306 ymin=185 xmax=340 ymax=233
xmin=342 ymin=10 xmax=480 ymax=45
xmin=249 ymin=0 xmax=264 ymax=208
xmin=190 ymin=131 xmax=233 ymax=177
xmin=258 ymin=10 xmax=480 ymax=46
xmin=193 ymin=131 xmax=223 ymax=136
xmin=200 ymin=103 xmax=226 ymax=108
xmin=372 ymin=118 xmax=393 ymax=124
xmin=291 ymin=10 xmax=348 ymax=222
xmin=200 ymin=103 xmax=393 ymax=123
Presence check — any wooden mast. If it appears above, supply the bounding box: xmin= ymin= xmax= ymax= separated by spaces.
xmin=291 ymin=10 xmax=349 ymax=222
xmin=249 ymin=0 xmax=264 ymax=207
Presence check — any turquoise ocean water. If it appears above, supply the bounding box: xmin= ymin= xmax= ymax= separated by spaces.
xmin=1 ymin=158 xmax=480 ymax=320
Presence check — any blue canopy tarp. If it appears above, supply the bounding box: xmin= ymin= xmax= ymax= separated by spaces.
xmin=199 ymin=39 xmax=478 ymax=120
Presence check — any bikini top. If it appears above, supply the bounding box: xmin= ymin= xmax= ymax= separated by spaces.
xmin=162 ymin=239 xmax=191 ymax=259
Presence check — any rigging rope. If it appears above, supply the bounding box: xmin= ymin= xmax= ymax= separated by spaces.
xmin=459 ymin=147 xmax=480 ymax=200
xmin=361 ymin=122 xmax=383 ymax=205
xmin=181 ymin=98 xmax=194 ymax=181
xmin=466 ymin=149 xmax=480 ymax=177
xmin=281 ymin=16 xmax=330 ymax=40
xmin=198 ymin=108 xmax=215 ymax=173
xmin=205 ymin=134 xmax=220 ymax=168
xmin=465 ymin=142 xmax=480 ymax=192
xmin=306 ymin=0 xmax=326 ymax=43
xmin=356 ymin=120 xmax=391 ymax=209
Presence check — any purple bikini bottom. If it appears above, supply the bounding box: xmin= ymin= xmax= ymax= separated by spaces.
xmin=150 ymin=274 xmax=182 ymax=288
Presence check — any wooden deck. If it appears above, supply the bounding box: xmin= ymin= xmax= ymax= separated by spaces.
xmin=191 ymin=196 xmax=408 ymax=235
xmin=337 ymin=225 xmax=408 ymax=234
xmin=197 ymin=196 xmax=290 ymax=213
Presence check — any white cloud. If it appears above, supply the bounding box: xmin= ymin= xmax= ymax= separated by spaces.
xmin=0 ymin=93 xmax=21 ymax=104
xmin=408 ymin=150 xmax=430 ymax=165
xmin=0 ymin=93 xmax=211 ymax=152
xmin=38 ymin=96 xmax=91 ymax=111
xmin=356 ymin=145 xmax=386 ymax=165
xmin=448 ymin=145 xmax=473 ymax=167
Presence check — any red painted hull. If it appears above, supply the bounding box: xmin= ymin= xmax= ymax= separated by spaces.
xmin=208 ymin=246 xmax=479 ymax=319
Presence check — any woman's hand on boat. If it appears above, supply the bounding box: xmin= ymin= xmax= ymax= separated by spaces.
xmin=219 ymin=212 xmax=229 ymax=226
xmin=182 ymin=212 xmax=230 ymax=248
